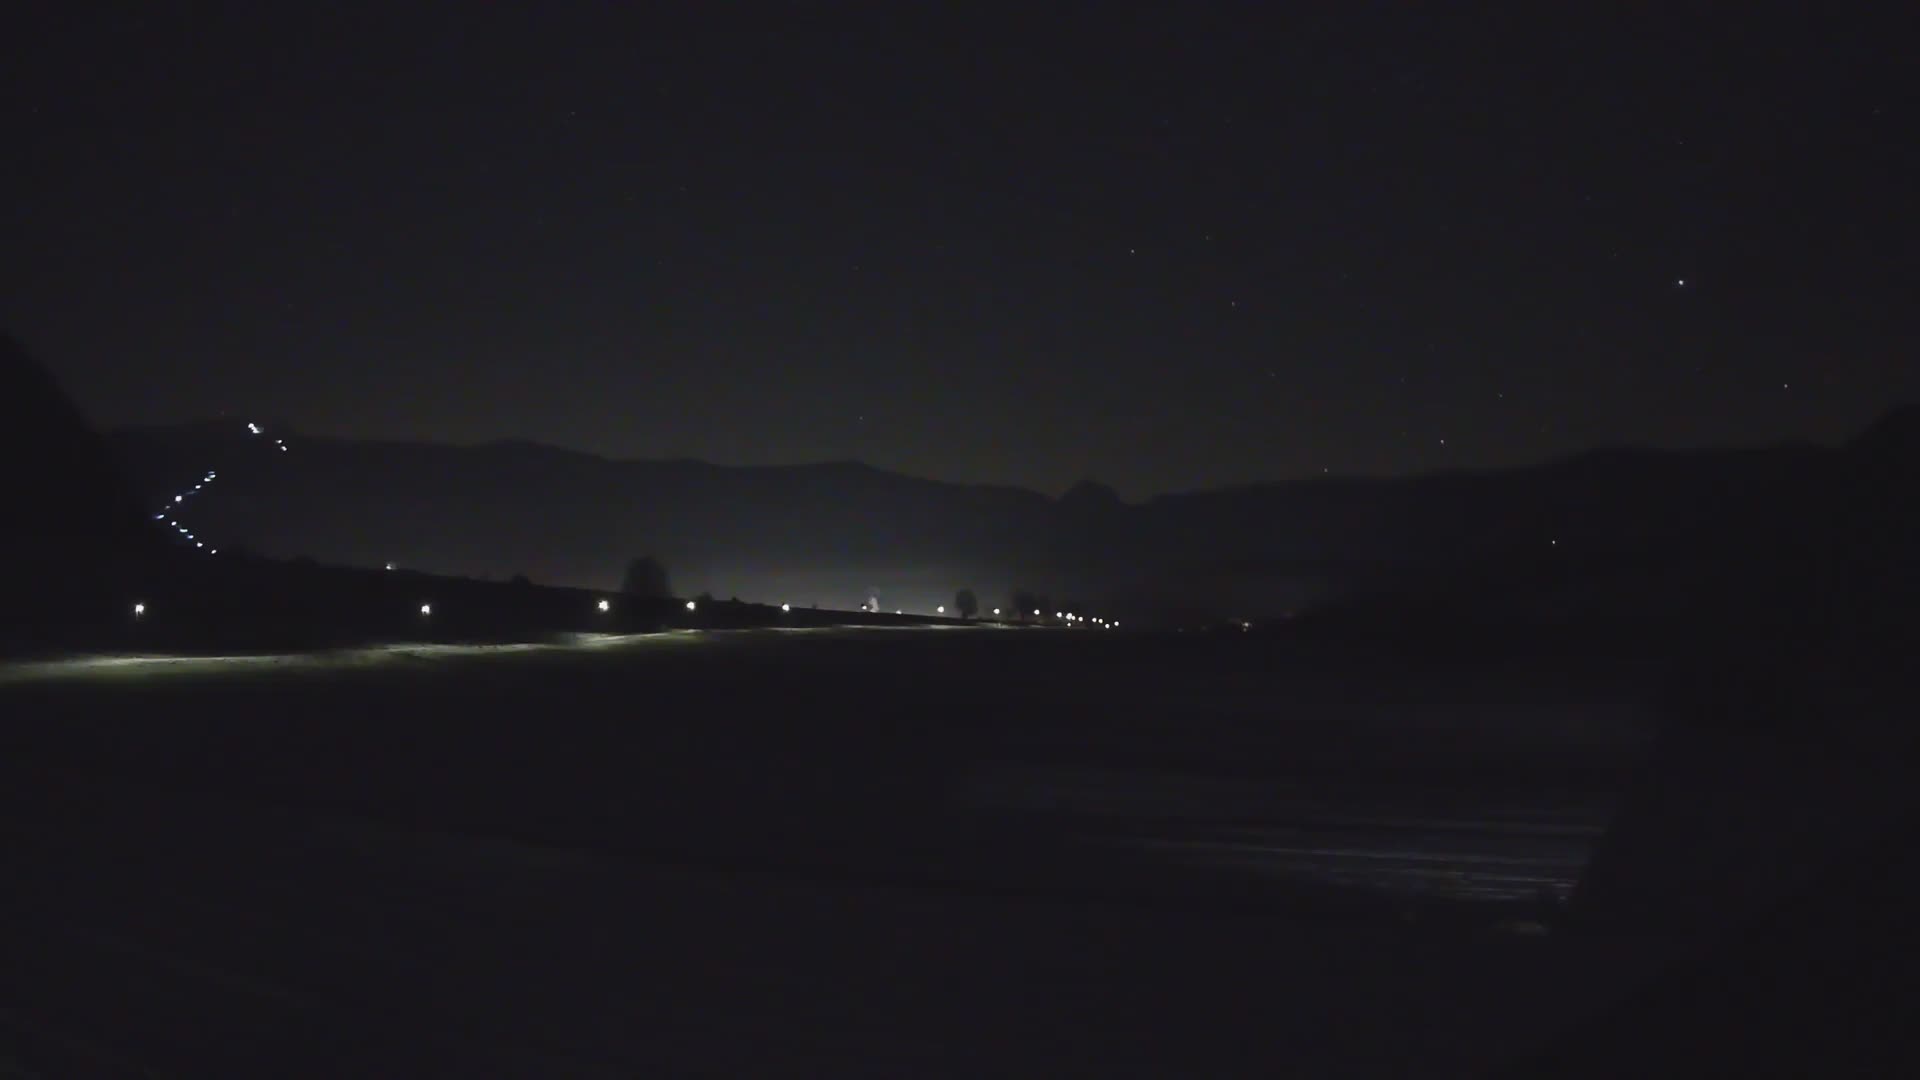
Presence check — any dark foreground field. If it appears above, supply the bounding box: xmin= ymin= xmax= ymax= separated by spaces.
xmin=0 ymin=628 xmax=1676 ymax=1075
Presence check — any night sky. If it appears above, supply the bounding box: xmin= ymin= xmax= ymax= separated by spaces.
xmin=6 ymin=6 xmax=1915 ymax=497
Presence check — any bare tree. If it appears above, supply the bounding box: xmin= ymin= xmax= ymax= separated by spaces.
xmin=954 ymin=588 xmax=979 ymax=620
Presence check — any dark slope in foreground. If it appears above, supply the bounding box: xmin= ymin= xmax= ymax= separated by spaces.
xmin=1508 ymin=406 xmax=1920 ymax=1071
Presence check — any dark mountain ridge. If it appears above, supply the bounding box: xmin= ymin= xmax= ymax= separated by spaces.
xmin=101 ymin=412 xmax=1917 ymax=622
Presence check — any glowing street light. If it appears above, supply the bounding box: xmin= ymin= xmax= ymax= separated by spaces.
xmin=992 ymin=608 xmax=1001 ymax=616
xmin=1034 ymin=609 xmax=1041 ymax=617
xmin=685 ymin=600 xmax=697 ymax=611
xmin=596 ymin=598 xmax=611 ymax=613
xmin=937 ymin=605 xmax=946 ymax=614
xmin=248 ymin=422 xmax=261 ymax=434
xmin=781 ymin=603 xmax=791 ymax=612
xmin=385 ymin=562 xmax=396 ymax=571
xmin=419 ymin=603 xmax=432 ymax=616
xmin=132 ymin=602 xmax=145 ymax=617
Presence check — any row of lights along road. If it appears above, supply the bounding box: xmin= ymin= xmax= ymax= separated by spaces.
xmin=131 ymin=594 xmax=1114 ymax=627
xmin=151 ymin=422 xmax=1124 ymax=629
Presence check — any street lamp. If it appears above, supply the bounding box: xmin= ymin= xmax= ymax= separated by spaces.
xmin=132 ymin=602 xmax=145 ymax=618
xmin=597 ymin=598 xmax=611 ymax=613
xmin=419 ymin=603 xmax=432 ymax=616
xmin=685 ymin=600 xmax=697 ymax=611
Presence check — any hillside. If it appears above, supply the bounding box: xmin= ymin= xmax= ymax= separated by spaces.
xmin=0 ymin=333 xmax=175 ymax=629
xmin=101 ymin=417 xmax=1912 ymax=623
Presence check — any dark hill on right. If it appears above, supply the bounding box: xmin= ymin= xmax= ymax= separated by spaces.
xmin=1516 ymin=408 xmax=1920 ymax=1072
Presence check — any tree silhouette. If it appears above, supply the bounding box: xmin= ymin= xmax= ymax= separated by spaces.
xmin=621 ymin=555 xmax=670 ymax=598
xmin=954 ymin=588 xmax=979 ymax=620
xmin=1011 ymin=590 xmax=1037 ymax=621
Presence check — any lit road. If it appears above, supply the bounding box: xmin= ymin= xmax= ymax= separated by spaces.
xmin=0 ymin=625 xmax=984 ymax=686
xmin=0 ymin=631 xmax=710 ymax=685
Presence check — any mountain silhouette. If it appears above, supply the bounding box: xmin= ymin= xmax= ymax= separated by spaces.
xmin=102 ymin=410 xmax=1919 ymax=622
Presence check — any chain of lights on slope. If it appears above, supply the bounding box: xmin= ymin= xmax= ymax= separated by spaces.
xmin=149 ymin=419 xmax=289 ymax=558
xmin=134 ymin=424 xmax=1121 ymax=627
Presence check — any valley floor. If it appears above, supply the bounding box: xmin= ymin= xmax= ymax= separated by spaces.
xmin=1 ymin=628 xmax=1672 ymax=1076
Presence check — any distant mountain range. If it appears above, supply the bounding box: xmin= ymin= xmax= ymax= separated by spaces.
xmin=101 ymin=408 xmax=1920 ymax=623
